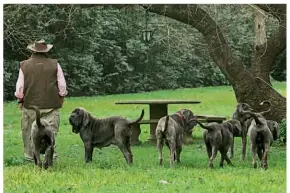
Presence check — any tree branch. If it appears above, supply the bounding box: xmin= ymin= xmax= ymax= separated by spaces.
xmin=252 ymin=4 xmax=286 ymax=73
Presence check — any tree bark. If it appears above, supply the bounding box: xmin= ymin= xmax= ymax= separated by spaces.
xmin=252 ymin=10 xmax=271 ymax=84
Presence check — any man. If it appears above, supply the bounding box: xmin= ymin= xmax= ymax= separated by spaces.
xmin=14 ymin=39 xmax=68 ymax=161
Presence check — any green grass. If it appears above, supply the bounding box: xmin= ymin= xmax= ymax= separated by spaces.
xmin=3 ymin=82 xmax=286 ymax=193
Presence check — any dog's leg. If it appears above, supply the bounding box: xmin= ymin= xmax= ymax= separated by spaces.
xmin=257 ymin=147 xmax=263 ymax=167
xmin=251 ymin=142 xmax=258 ymax=168
xmin=242 ymin=130 xmax=247 ymax=161
xmin=157 ymin=138 xmax=164 ymax=166
xmin=176 ymin=146 xmax=182 ymax=163
xmin=116 ymin=141 xmax=132 ymax=164
xmin=262 ymin=143 xmax=270 ymax=170
xmin=224 ymin=153 xmax=233 ymax=166
xmin=205 ymin=142 xmax=212 ymax=159
xmin=230 ymin=137 xmax=234 ymax=159
xmin=209 ymin=146 xmax=218 ymax=168
xmin=84 ymin=141 xmax=93 ymax=163
xmin=257 ymin=147 xmax=263 ymax=161
xmin=32 ymin=142 xmax=42 ymax=168
xmin=124 ymin=136 xmax=133 ymax=163
xmin=169 ymin=142 xmax=176 ymax=168
xmin=43 ymin=146 xmax=54 ymax=169
xmin=219 ymin=152 xmax=225 ymax=168
xmin=176 ymin=135 xmax=183 ymax=163
xmin=34 ymin=150 xmax=42 ymax=168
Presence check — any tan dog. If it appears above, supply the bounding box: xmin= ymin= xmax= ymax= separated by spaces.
xmin=156 ymin=109 xmax=197 ymax=167
xmin=239 ymin=101 xmax=273 ymax=170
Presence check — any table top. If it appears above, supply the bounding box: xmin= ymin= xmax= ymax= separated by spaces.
xmin=115 ymin=100 xmax=201 ymax=105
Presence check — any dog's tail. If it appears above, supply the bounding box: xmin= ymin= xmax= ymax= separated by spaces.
xmin=258 ymin=100 xmax=271 ymax=116
xmin=240 ymin=103 xmax=265 ymax=125
xmin=196 ymin=120 xmax=214 ymax=131
xmin=240 ymin=110 xmax=263 ymax=125
xmin=161 ymin=116 xmax=170 ymax=132
xmin=128 ymin=109 xmax=145 ymax=125
xmin=29 ymin=105 xmax=44 ymax=129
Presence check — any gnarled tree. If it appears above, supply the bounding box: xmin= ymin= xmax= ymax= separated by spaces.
xmin=136 ymin=4 xmax=286 ymax=122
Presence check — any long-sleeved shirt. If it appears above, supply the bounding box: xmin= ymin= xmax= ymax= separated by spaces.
xmin=14 ymin=63 xmax=68 ymax=99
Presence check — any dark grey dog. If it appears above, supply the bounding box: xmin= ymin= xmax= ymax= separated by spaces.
xmin=196 ymin=120 xmax=240 ymax=168
xmin=232 ymin=103 xmax=254 ymax=160
xmin=156 ymin=109 xmax=197 ymax=167
xmin=267 ymin=120 xmax=280 ymax=141
xmin=30 ymin=106 xmax=55 ymax=169
xmin=69 ymin=107 xmax=144 ymax=164
xmin=239 ymin=101 xmax=273 ymax=170
xmin=227 ymin=119 xmax=243 ymax=159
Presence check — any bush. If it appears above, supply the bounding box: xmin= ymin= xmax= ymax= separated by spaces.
xmin=280 ymin=119 xmax=286 ymax=144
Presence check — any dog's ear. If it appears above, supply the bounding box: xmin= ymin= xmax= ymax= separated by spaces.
xmin=80 ymin=108 xmax=90 ymax=127
xmin=181 ymin=109 xmax=197 ymax=131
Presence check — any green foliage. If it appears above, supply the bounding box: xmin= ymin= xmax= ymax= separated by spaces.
xmin=3 ymin=83 xmax=286 ymax=193
xmin=3 ymin=5 xmax=229 ymax=100
xmin=4 ymin=60 xmax=20 ymax=100
xmin=3 ymin=5 xmax=284 ymax=100
xmin=280 ymin=119 xmax=286 ymax=143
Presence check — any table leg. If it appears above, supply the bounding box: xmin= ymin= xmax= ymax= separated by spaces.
xmin=147 ymin=104 xmax=168 ymax=144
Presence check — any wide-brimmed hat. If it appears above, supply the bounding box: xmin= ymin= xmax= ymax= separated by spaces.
xmin=27 ymin=39 xmax=53 ymax=53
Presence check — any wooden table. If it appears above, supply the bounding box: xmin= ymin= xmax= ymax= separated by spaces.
xmin=115 ymin=100 xmax=201 ymax=144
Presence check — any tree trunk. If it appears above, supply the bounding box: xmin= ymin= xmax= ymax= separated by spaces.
xmin=143 ymin=4 xmax=286 ymax=122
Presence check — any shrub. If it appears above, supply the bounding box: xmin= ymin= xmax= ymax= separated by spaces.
xmin=280 ymin=119 xmax=286 ymax=144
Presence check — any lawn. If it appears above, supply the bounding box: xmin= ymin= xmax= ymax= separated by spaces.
xmin=3 ymin=82 xmax=286 ymax=193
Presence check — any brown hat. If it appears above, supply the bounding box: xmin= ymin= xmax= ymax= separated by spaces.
xmin=27 ymin=39 xmax=53 ymax=53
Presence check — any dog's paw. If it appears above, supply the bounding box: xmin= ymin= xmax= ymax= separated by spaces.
xmin=43 ymin=162 xmax=49 ymax=169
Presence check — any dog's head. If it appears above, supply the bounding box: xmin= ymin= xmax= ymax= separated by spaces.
xmin=69 ymin=107 xmax=91 ymax=134
xmin=226 ymin=119 xmax=242 ymax=136
xmin=267 ymin=120 xmax=280 ymax=140
xmin=177 ymin=109 xmax=197 ymax=132
xmin=232 ymin=103 xmax=254 ymax=121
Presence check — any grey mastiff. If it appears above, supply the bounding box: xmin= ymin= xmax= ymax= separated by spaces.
xmin=156 ymin=109 xmax=197 ymax=167
xmin=69 ymin=107 xmax=144 ymax=164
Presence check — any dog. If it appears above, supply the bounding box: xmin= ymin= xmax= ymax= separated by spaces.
xmin=267 ymin=120 xmax=280 ymax=141
xmin=30 ymin=106 xmax=55 ymax=169
xmin=231 ymin=103 xmax=254 ymax=160
xmin=196 ymin=120 xmax=240 ymax=168
xmin=227 ymin=119 xmax=243 ymax=159
xmin=155 ymin=109 xmax=197 ymax=167
xmin=69 ymin=107 xmax=144 ymax=164
xmin=231 ymin=115 xmax=280 ymax=160
xmin=239 ymin=101 xmax=273 ymax=170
